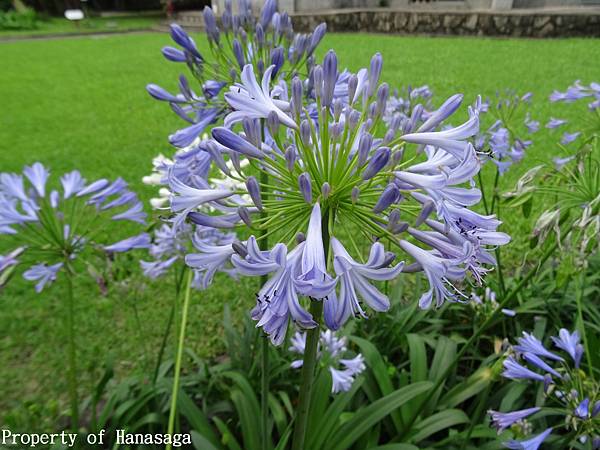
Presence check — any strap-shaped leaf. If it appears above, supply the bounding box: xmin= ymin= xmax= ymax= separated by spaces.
xmin=325 ymin=381 xmax=433 ymax=450
xmin=409 ymin=409 xmax=469 ymax=443
xmin=178 ymin=390 xmax=222 ymax=449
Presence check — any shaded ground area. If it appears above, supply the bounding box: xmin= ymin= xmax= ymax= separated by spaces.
xmin=0 ymin=15 xmax=161 ymax=39
xmin=1 ymin=31 xmax=599 ymax=429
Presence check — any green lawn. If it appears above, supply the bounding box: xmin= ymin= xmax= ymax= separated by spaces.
xmin=1 ymin=31 xmax=599 ymax=429
xmin=0 ymin=15 xmax=161 ymax=37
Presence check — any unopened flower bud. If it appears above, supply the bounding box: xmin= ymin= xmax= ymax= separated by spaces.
xmin=232 ymin=241 xmax=248 ymax=258
xmin=322 ymin=50 xmax=337 ymax=107
xmin=348 ymin=74 xmax=358 ymax=104
xmin=313 ymin=65 xmax=323 ymax=99
xmin=285 ymin=146 xmax=296 ymax=171
xmin=321 ymin=182 xmax=331 ymax=199
xmin=367 ymin=52 xmax=383 ymax=98
xmin=416 ymin=200 xmax=435 ymax=226
xmin=362 ymin=147 xmax=391 ymax=180
xmin=373 ymin=184 xmax=399 ymax=214
xmin=238 ymin=206 xmax=252 ymax=227
xmin=300 ymin=120 xmax=311 ymax=147
xmin=298 ymin=172 xmax=312 ymax=203
xmin=296 ymin=232 xmax=306 ymax=244
xmin=351 ymin=186 xmax=360 ymax=204
xmin=267 ymin=111 xmax=279 ymax=137
xmin=245 ymin=176 xmax=263 ymax=211
xmin=358 ymin=133 xmax=373 ymax=167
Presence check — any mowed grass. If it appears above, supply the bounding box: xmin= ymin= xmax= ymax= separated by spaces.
xmin=1 ymin=32 xmax=599 ymax=428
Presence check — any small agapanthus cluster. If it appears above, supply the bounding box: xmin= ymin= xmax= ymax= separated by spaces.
xmin=289 ymin=330 xmax=365 ymax=393
xmin=147 ymin=0 xmax=326 ymax=148
xmin=141 ymin=140 xmax=241 ymax=289
xmin=551 ymin=80 xmax=600 ymax=111
xmin=474 ymin=91 xmax=536 ymax=175
xmin=0 ymin=162 xmax=148 ymax=292
xmin=141 ymin=223 xmax=238 ymax=290
xmin=470 ymin=287 xmax=516 ymax=318
xmin=382 ymin=84 xmax=433 ymax=127
xmin=160 ymin=48 xmax=509 ymax=345
xmin=489 ymin=329 xmax=599 ymax=449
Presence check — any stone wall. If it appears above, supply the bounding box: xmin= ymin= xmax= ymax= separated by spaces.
xmin=290 ymin=8 xmax=600 ymax=37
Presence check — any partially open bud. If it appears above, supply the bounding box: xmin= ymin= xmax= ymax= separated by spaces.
xmin=245 ymin=176 xmax=263 ymax=211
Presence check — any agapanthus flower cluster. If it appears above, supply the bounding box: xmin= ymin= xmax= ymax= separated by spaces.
xmin=289 ymin=330 xmax=365 ymax=393
xmin=489 ymin=329 xmax=599 ymax=449
xmin=147 ymin=0 xmax=326 ymax=148
xmin=382 ymin=84 xmax=433 ymax=126
xmin=141 ymin=223 xmax=238 ymax=289
xmin=161 ymin=48 xmax=509 ymax=345
xmin=0 ymin=162 xmax=148 ymax=292
xmin=551 ymin=80 xmax=600 ymax=111
xmin=474 ymin=91 xmax=536 ymax=175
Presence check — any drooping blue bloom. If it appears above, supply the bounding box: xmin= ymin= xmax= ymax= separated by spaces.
xmin=561 ymin=131 xmax=581 ymax=145
xmin=104 ymin=233 xmax=151 ymax=253
xmin=399 ymin=239 xmax=466 ymax=309
xmin=502 ymin=356 xmax=546 ymax=382
xmin=141 ymin=256 xmax=179 ymax=279
xmin=504 ymin=428 xmax=552 ymax=450
xmin=551 ymin=329 xmax=582 ymax=367
xmin=60 ymin=170 xmax=86 ymax=199
xmin=111 ymin=201 xmax=147 ymax=225
xmin=0 ymin=173 xmax=28 ymax=201
xmin=553 ymin=156 xmax=575 ymax=170
xmin=575 ymin=398 xmax=590 ymax=419
xmin=184 ymin=230 xmax=236 ymax=290
xmin=233 ymin=238 xmax=314 ymax=346
xmin=546 ymin=118 xmax=567 ymax=129
xmin=294 ymin=203 xmax=337 ymax=299
xmin=514 ymin=332 xmax=564 ymax=362
xmin=23 ymin=162 xmax=49 ymax=197
xmin=489 ymin=407 xmax=540 ymax=432
xmin=522 ymin=353 xmax=562 ymax=379
xmin=325 ymin=238 xmax=403 ymax=329
xmin=289 ymin=330 xmax=365 ymax=393
xmin=0 ymin=247 xmax=23 ymax=274
xmin=23 ymin=262 xmax=63 ymax=293
xmin=224 ymin=64 xmax=297 ymax=129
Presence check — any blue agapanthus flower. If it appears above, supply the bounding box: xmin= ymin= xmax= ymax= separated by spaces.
xmin=0 ymin=162 xmax=149 ymax=292
xmin=474 ymin=91 xmax=536 ymax=175
xmin=289 ymin=329 xmax=365 ymax=393
xmin=147 ymin=0 xmax=326 ymax=148
xmin=488 ymin=328 xmax=599 ymax=449
xmin=155 ymin=49 xmax=509 ymax=345
xmin=550 ymin=80 xmax=600 ymax=110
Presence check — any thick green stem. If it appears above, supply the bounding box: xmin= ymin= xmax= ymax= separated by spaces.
xmin=291 ymin=301 xmax=324 ymax=450
xmin=291 ymin=210 xmax=330 ymax=450
xmin=65 ymin=267 xmax=79 ymax=432
xmin=166 ymin=269 xmax=193 ymax=450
